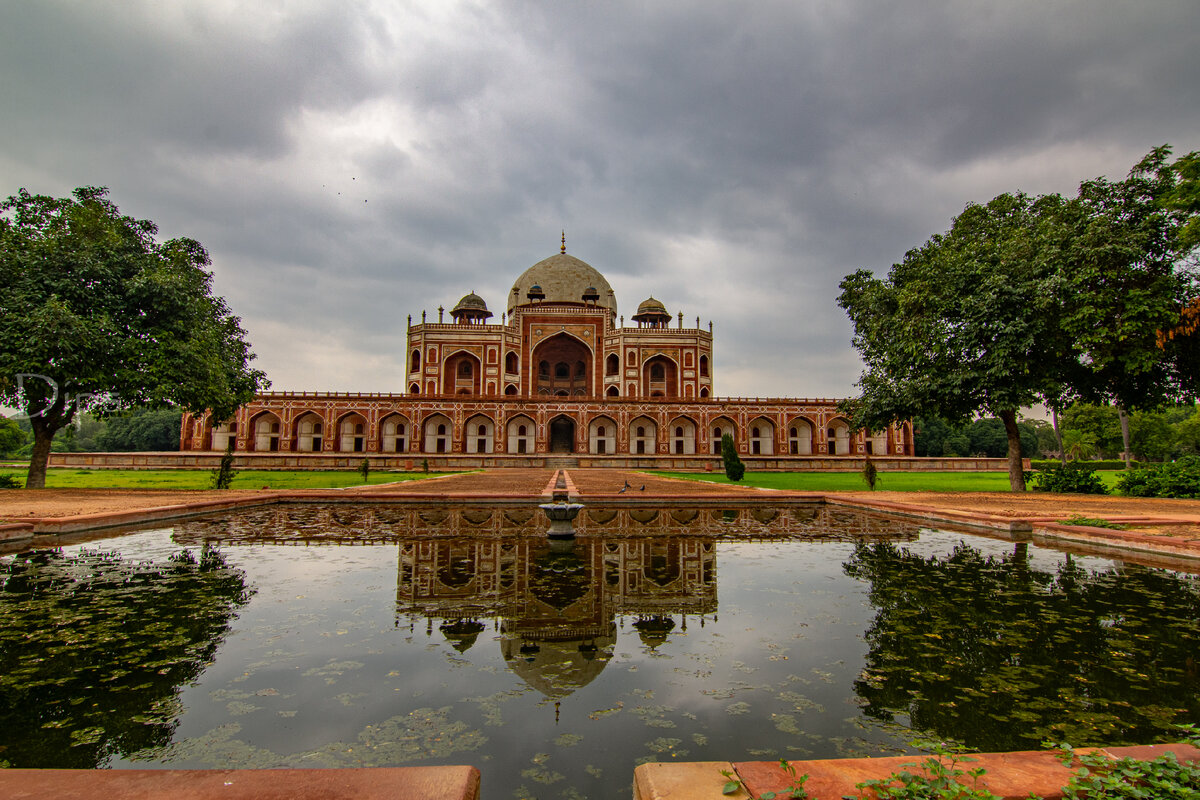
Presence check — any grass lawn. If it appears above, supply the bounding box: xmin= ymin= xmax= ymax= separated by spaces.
xmin=0 ymin=467 xmax=452 ymax=490
xmin=652 ymin=470 xmax=1125 ymax=493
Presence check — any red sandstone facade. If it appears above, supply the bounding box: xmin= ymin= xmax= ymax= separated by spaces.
xmin=180 ymin=245 xmax=912 ymax=463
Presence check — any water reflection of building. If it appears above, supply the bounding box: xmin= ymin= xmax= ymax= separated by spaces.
xmin=396 ymin=538 xmax=717 ymax=698
xmin=173 ymin=503 xmax=925 ymax=545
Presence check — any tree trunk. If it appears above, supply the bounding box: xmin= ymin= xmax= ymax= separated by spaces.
xmin=999 ymin=408 xmax=1026 ymax=492
xmin=1051 ymin=406 xmax=1066 ymax=466
xmin=25 ymin=422 xmax=55 ymax=490
xmin=24 ymin=394 xmax=70 ymax=490
xmin=1118 ymin=406 xmax=1132 ymax=468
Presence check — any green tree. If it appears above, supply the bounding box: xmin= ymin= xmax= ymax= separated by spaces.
xmin=0 ymin=187 xmax=266 ymax=488
xmin=1060 ymin=428 xmax=1099 ymax=461
xmin=96 ymin=408 xmax=183 ymax=452
xmin=1058 ymin=146 xmax=1199 ymax=466
xmin=0 ymin=416 xmax=25 ymax=456
xmin=1061 ymin=403 xmax=1123 ymax=458
xmin=1128 ymin=410 xmax=1177 ymax=462
xmin=720 ymin=433 xmax=744 ymax=481
xmin=1164 ymin=150 xmax=1200 ymax=252
xmin=839 ymin=193 xmax=1070 ymax=491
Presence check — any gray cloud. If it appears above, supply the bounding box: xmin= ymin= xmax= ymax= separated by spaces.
xmin=2 ymin=0 xmax=1198 ymax=398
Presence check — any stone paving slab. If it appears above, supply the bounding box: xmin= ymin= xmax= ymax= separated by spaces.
xmin=0 ymin=766 xmax=480 ymax=800
xmin=635 ymin=743 xmax=1200 ymax=800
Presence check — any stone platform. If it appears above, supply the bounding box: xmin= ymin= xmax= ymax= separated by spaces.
xmin=0 ymin=766 xmax=479 ymax=800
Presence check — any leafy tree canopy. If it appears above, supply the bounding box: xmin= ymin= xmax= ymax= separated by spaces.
xmin=839 ymin=147 xmax=1199 ymax=490
xmin=839 ymin=192 xmax=1069 ymax=489
xmin=0 ymin=187 xmax=267 ymax=487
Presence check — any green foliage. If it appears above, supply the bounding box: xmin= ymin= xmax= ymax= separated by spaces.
xmin=721 ymin=434 xmax=745 ymax=481
xmin=422 ymin=458 xmax=430 ymax=473
xmin=1030 ymin=459 xmax=1135 ymax=471
xmin=0 ymin=416 xmax=27 ymax=455
xmin=862 ymin=457 xmax=879 ymax=490
xmin=1031 ymin=463 xmax=1108 ymax=494
xmin=720 ymin=759 xmax=809 ymax=799
xmin=0 ymin=187 xmax=267 ymax=488
xmin=1060 ymin=515 xmax=1126 ymax=530
xmin=854 ymin=742 xmax=997 ymax=800
xmin=1056 ymin=738 xmax=1200 ymax=800
xmin=211 ymin=442 xmax=236 ymax=490
xmin=916 ymin=416 xmax=1040 ymax=459
xmin=95 ymin=408 xmax=182 ymax=452
xmin=0 ymin=474 xmax=21 ymax=489
xmin=1058 ymin=146 xmax=1198 ymax=410
xmin=840 ymin=148 xmax=1199 ymax=491
xmin=1116 ymin=455 xmax=1200 ymax=499
xmin=359 ymin=458 xmax=370 ymax=481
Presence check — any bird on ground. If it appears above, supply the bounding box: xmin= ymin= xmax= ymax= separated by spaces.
xmin=639 ymin=485 xmax=645 ymax=491
xmin=623 ymin=480 xmax=631 ymax=489
xmin=618 ymin=486 xmax=628 ymax=494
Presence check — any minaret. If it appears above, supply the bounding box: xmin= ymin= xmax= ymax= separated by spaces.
xmin=561 ymin=230 xmax=566 ymax=254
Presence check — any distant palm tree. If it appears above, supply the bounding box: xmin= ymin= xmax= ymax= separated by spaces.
xmin=1061 ymin=429 xmax=1099 ymax=461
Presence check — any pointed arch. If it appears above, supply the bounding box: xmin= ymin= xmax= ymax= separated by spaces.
xmin=531 ymin=332 xmax=593 ymax=397
xmin=668 ymin=415 xmax=698 ymax=455
xmin=506 ymin=414 xmax=536 ymax=455
xmin=423 ymin=413 xmax=453 ymax=454
xmin=442 ymin=350 xmax=482 ymax=396
xmin=380 ymin=412 xmax=411 ymax=453
xmin=336 ymin=411 xmax=369 ymax=452
xmin=465 ymin=413 xmax=496 ymax=454
xmin=293 ymin=411 xmax=325 ymax=452
xmin=629 ymin=416 xmax=657 ymax=455
xmin=709 ymin=415 xmax=736 ymax=455
xmin=642 ymin=355 xmax=678 ymax=398
xmin=787 ymin=417 xmax=815 ymax=455
xmin=248 ymin=411 xmax=281 ymax=452
xmin=588 ymin=415 xmax=617 ymax=454
xmin=826 ymin=417 xmax=851 ymax=455
xmin=748 ymin=417 xmax=775 ymax=455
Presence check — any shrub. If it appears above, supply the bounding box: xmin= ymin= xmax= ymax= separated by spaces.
xmin=1116 ymin=455 xmax=1200 ymax=499
xmin=721 ymin=434 xmax=745 ymax=482
xmin=359 ymin=458 xmax=370 ymax=482
xmin=211 ymin=442 xmax=236 ymax=490
xmin=0 ymin=474 xmax=21 ymax=489
xmin=1031 ymin=463 xmax=1107 ymax=494
xmin=862 ymin=456 xmax=878 ymax=490
xmin=1030 ymin=459 xmax=1137 ymax=471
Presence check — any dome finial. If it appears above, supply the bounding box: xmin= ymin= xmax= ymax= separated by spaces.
xmin=561 ymin=230 xmax=566 ymax=254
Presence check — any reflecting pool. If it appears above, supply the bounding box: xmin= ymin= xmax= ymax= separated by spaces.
xmin=2 ymin=504 xmax=1198 ymax=800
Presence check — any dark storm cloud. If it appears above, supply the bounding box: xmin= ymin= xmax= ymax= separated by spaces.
xmin=2 ymin=0 xmax=1198 ymax=395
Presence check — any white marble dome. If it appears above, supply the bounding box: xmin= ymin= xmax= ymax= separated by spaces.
xmin=507 ymin=253 xmax=618 ymax=317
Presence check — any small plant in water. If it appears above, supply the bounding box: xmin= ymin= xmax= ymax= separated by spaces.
xmin=720 ymin=759 xmax=809 ymax=799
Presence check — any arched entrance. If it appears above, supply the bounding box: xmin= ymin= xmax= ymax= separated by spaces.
xmin=549 ymin=415 xmax=575 ymax=453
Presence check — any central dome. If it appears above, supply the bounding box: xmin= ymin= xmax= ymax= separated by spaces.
xmin=507 ymin=253 xmax=617 ymax=317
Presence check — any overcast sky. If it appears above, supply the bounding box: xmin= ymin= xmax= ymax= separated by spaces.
xmin=3 ymin=1 xmax=1198 ymax=400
